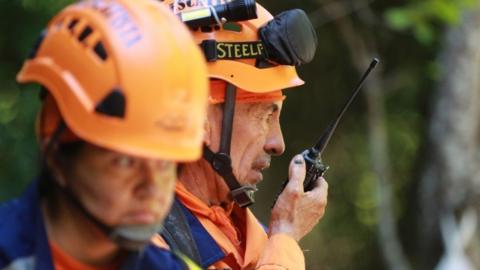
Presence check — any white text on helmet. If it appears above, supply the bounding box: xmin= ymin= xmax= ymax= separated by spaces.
xmin=82 ymin=0 xmax=143 ymax=48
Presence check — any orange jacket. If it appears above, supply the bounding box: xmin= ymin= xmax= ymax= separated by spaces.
xmin=154 ymin=183 xmax=305 ymax=270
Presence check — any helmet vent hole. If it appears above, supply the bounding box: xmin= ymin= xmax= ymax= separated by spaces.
xmin=78 ymin=26 xmax=93 ymax=42
xmin=95 ymin=89 xmax=126 ymax=118
xmin=94 ymin=41 xmax=108 ymax=61
xmin=68 ymin=18 xmax=79 ymax=32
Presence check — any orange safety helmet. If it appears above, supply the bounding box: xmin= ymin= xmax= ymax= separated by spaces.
xmin=17 ymin=0 xmax=208 ymax=161
xmin=163 ymin=0 xmax=305 ymax=93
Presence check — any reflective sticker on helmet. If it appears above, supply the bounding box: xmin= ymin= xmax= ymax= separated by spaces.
xmin=80 ymin=0 xmax=143 ymax=48
xmin=180 ymin=7 xmax=211 ymax=22
xmin=200 ymin=40 xmax=267 ymax=62
xmin=217 ymin=41 xmax=265 ymax=60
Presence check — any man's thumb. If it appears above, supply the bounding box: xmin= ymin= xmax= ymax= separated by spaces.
xmin=287 ymin=155 xmax=306 ymax=192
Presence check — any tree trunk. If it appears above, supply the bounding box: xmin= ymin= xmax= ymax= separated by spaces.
xmin=330 ymin=5 xmax=411 ymax=269
xmin=418 ymin=6 xmax=480 ymax=270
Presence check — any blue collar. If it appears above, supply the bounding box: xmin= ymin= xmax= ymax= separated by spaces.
xmin=1 ymin=181 xmax=197 ymax=270
xmin=177 ymin=200 xmax=225 ymax=267
xmin=0 ymin=181 xmax=55 ymax=270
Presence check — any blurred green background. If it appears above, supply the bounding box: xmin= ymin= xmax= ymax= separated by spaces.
xmin=1 ymin=0 xmax=479 ymax=269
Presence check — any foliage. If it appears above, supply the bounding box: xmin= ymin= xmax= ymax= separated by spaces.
xmin=385 ymin=0 xmax=477 ymax=44
xmin=0 ymin=0 xmax=74 ymax=200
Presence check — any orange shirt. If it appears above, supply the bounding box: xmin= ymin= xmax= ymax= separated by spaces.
xmin=49 ymin=241 xmax=121 ymax=270
xmin=159 ymin=182 xmax=306 ymax=270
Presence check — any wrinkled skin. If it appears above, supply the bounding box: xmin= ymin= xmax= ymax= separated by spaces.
xmin=270 ymin=155 xmax=328 ymax=241
xmin=181 ymin=99 xmax=329 ymax=241
xmin=209 ymin=101 xmax=286 ymax=188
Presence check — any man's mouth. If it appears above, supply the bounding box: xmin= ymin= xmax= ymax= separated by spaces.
xmin=251 ymin=166 xmax=270 ymax=183
xmin=125 ymin=210 xmax=158 ymax=224
xmin=248 ymin=157 xmax=270 ymax=183
xmin=251 ymin=170 xmax=263 ymax=184
xmin=252 ymin=159 xmax=271 ymax=171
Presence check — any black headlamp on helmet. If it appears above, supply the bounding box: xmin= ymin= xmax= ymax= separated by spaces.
xmin=199 ymin=8 xmax=318 ymax=68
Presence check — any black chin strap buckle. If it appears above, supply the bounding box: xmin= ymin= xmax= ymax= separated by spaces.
xmin=230 ymin=186 xmax=256 ymax=208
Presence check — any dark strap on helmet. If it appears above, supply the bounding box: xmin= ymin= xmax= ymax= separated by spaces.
xmin=202 ymin=83 xmax=255 ymax=208
xmin=45 ymin=121 xmax=113 ymax=234
xmin=219 ymin=83 xmax=236 ymax=154
xmin=203 ymin=146 xmax=255 ymax=207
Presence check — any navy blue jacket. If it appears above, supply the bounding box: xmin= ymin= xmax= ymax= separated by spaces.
xmin=0 ymin=182 xmax=191 ymax=270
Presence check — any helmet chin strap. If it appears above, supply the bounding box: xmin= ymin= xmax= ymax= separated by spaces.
xmin=44 ymin=121 xmax=162 ymax=251
xmin=202 ymin=83 xmax=257 ymax=208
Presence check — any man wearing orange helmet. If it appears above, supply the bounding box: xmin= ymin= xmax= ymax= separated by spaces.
xmin=157 ymin=1 xmax=329 ymax=269
xmin=0 ymin=0 xmax=207 ymax=269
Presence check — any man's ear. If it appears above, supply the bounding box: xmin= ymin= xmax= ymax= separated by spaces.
xmin=204 ymin=104 xmax=224 ymax=150
xmin=43 ymin=143 xmax=68 ymax=187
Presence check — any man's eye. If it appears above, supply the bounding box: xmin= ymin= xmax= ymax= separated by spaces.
xmin=113 ymin=155 xmax=136 ymax=168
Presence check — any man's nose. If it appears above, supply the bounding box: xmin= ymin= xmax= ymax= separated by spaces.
xmin=264 ymin=121 xmax=285 ymax=156
xmin=135 ymin=160 xmax=167 ymax=199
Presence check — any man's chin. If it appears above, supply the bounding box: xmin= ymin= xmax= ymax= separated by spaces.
xmin=247 ymin=170 xmax=264 ymax=184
